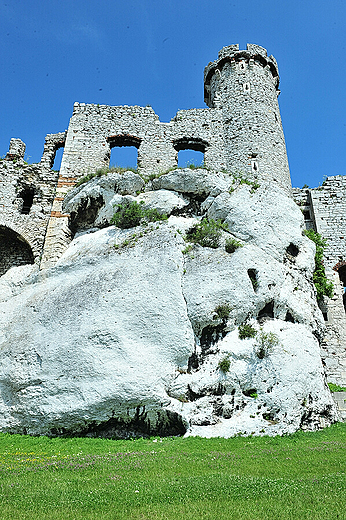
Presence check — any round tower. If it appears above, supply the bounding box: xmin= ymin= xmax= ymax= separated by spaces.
xmin=204 ymin=44 xmax=291 ymax=193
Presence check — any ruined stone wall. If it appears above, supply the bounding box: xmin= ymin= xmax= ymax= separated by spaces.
xmin=293 ymin=178 xmax=346 ymax=386
xmin=307 ymin=176 xmax=346 ymax=270
xmin=59 ymin=104 xmax=226 ymax=179
xmin=0 ymin=140 xmax=59 ymax=273
xmin=40 ymin=131 xmax=67 ymax=169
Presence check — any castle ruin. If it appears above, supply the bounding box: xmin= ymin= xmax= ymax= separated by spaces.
xmin=1 ymin=44 xmax=346 ymax=393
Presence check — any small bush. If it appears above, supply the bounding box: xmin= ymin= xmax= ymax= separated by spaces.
xmin=238 ymin=324 xmax=257 ymax=340
xmin=215 ymin=304 xmax=231 ymax=320
xmin=225 ymin=238 xmax=243 ymax=254
xmin=111 ymin=201 xmax=167 ymax=229
xmin=254 ymin=331 xmax=279 ymax=359
xmin=186 ymin=218 xmax=228 ymax=249
xmin=111 ymin=201 xmax=143 ymax=228
xmin=218 ymin=356 xmax=231 ymax=373
xmin=328 ymin=382 xmax=346 ymax=392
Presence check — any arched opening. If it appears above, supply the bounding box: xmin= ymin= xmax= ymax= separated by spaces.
xmin=0 ymin=226 xmax=34 ymax=276
xmin=174 ymin=138 xmax=208 ymax=168
xmin=107 ymin=135 xmax=141 ymax=170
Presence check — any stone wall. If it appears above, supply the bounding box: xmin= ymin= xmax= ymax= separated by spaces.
xmin=0 ymin=148 xmax=59 ymax=273
xmin=293 ymin=177 xmax=346 ymax=386
xmin=59 ymin=104 xmax=226 ymax=179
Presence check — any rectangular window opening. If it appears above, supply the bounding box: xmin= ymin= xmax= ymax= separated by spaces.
xmin=177 ymin=150 xmax=204 ymax=168
xmin=110 ymin=146 xmax=138 ymax=170
xmin=52 ymin=147 xmax=64 ymax=171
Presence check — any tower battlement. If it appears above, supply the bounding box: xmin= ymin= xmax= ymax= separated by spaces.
xmin=204 ymin=43 xmax=280 ymax=107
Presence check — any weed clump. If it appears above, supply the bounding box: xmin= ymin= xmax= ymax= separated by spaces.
xmin=225 ymin=238 xmax=243 ymax=254
xmin=185 ymin=218 xmax=228 ymax=249
xmin=328 ymin=382 xmax=346 ymax=392
xmin=111 ymin=200 xmax=167 ymax=229
xmin=76 ymin=166 xmax=138 ymax=187
xmin=254 ymin=331 xmax=279 ymax=359
xmin=238 ymin=324 xmax=257 ymax=340
xmin=215 ymin=304 xmax=232 ymax=320
xmin=218 ymin=356 xmax=231 ymax=373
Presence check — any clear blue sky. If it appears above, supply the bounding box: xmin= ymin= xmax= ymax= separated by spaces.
xmin=0 ymin=0 xmax=345 ymax=188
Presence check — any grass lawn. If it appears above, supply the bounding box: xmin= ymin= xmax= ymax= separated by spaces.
xmin=0 ymin=423 xmax=345 ymax=520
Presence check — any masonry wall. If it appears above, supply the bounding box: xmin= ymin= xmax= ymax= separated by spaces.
xmin=293 ymin=177 xmax=346 ymax=386
xmin=59 ymin=104 xmax=227 ymax=179
xmin=0 ymin=141 xmax=59 ymax=273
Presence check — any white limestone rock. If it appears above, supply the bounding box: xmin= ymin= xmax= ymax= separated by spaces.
xmin=137 ymin=189 xmax=189 ymax=215
xmin=207 ymin=184 xmax=312 ymax=266
xmin=152 ymin=168 xmax=233 ymax=196
xmin=0 ymin=174 xmax=339 ymax=438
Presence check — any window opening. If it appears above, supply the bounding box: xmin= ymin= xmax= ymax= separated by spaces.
xmin=52 ymin=147 xmax=64 ymax=171
xmin=173 ymin=138 xmax=208 ymax=168
xmin=243 ymin=82 xmax=250 ymax=93
xmin=251 ymin=159 xmax=258 ymax=172
xmin=110 ymin=146 xmax=138 ymax=170
xmin=177 ymin=150 xmax=204 ymax=168
xmin=107 ymin=135 xmax=141 ymax=170
xmin=20 ymin=188 xmax=34 ymax=214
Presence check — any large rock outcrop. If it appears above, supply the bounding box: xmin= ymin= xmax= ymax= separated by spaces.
xmin=0 ymin=168 xmax=338 ymax=438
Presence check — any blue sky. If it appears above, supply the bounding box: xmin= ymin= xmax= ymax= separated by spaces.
xmin=0 ymin=0 xmax=345 ymax=188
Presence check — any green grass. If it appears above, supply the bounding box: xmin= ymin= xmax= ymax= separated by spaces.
xmin=0 ymin=423 xmax=346 ymax=519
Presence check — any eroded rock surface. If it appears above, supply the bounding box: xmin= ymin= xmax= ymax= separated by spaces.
xmin=0 ymin=169 xmax=339 ymax=438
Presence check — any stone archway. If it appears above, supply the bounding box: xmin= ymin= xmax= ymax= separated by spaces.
xmin=0 ymin=226 xmax=34 ymax=276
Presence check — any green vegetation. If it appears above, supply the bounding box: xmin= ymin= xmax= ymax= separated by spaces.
xmin=225 ymin=237 xmax=243 ymax=254
xmin=328 ymin=382 xmax=346 ymax=392
xmin=111 ymin=201 xmax=167 ymax=229
xmin=254 ymin=331 xmax=279 ymax=359
xmin=215 ymin=303 xmax=232 ymax=320
xmin=182 ymin=244 xmax=193 ymax=255
xmin=218 ymin=356 xmax=231 ymax=373
xmin=238 ymin=323 xmax=257 ymax=340
xmin=185 ymin=218 xmax=228 ymax=249
xmin=231 ymin=172 xmax=260 ymax=194
xmin=243 ymin=389 xmax=258 ymax=398
xmin=304 ymin=230 xmax=334 ymax=301
xmin=1 ymin=424 xmax=346 ymax=519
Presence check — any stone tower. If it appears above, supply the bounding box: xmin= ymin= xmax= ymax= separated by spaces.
xmin=204 ymin=44 xmax=291 ymax=192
